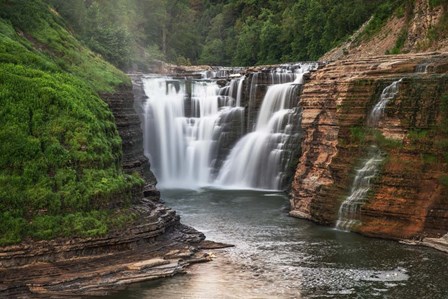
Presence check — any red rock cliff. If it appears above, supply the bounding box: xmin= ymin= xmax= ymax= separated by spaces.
xmin=290 ymin=52 xmax=448 ymax=240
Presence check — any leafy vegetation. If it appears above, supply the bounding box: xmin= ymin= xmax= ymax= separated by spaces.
xmin=386 ymin=30 xmax=408 ymax=54
xmin=46 ymin=0 xmax=397 ymax=67
xmin=0 ymin=1 xmax=143 ymax=245
xmin=350 ymin=126 xmax=368 ymax=144
xmin=361 ymin=0 xmax=405 ymax=38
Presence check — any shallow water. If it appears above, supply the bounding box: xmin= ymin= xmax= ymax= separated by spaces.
xmin=106 ymin=189 xmax=448 ymax=298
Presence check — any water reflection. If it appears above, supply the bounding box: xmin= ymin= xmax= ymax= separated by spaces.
xmin=104 ymin=189 xmax=448 ymax=298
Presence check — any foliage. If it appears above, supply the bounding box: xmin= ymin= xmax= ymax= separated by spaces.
xmin=373 ymin=130 xmax=403 ymax=149
xmin=0 ymin=2 xmax=143 ymax=245
xmin=429 ymin=0 xmax=445 ymax=8
xmin=361 ymin=0 xmax=404 ymax=38
xmin=350 ymin=126 xmax=368 ymax=144
xmin=45 ymin=0 xmax=396 ymax=67
xmin=1 ymin=0 xmax=129 ymax=91
xmin=386 ymin=30 xmax=408 ymax=54
xmin=439 ymin=175 xmax=448 ymax=187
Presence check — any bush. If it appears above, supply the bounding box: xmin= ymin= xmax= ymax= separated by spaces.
xmin=0 ymin=7 xmax=141 ymax=245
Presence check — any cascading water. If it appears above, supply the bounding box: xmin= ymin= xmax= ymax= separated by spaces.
xmin=336 ymin=79 xmax=404 ymax=230
xmin=215 ymin=71 xmax=307 ymax=190
xmin=368 ymin=79 xmax=403 ymax=126
xmin=336 ymin=146 xmax=383 ymax=230
xmin=142 ymin=64 xmax=315 ymax=190
xmin=142 ymin=77 xmax=243 ymax=189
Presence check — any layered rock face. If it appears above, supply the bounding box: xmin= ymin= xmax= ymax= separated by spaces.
xmin=0 ymin=83 xmax=205 ymax=297
xmin=290 ymin=52 xmax=448 ymax=240
xmin=0 ymin=200 xmax=206 ymax=297
xmin=101 ymin=84 xmax=159 ymax=201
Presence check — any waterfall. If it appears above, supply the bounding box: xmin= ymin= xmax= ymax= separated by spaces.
xmin=368 ymin=79 xmax=402 ymax=126
xmin=142 ymin=77 xmax=243 ymax=189
xmin=415 ymin=63 xmax=431 ymax=73
xmin=142 ymin=63 xmax=316 ymax=190
xmin=215 ymin=72 xmax=306 ymax=190
xmin=336 ymin=79 xmax=403 ymax=230
xmin=336 ymin=146 xmax=383 ymax=231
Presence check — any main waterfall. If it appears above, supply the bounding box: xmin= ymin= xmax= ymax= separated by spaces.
xmin=141 ymin=64 xmax=315 ymax=190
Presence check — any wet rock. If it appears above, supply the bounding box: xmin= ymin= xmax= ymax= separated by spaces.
xmin=290 ymin=53 xmax=448 ymax=241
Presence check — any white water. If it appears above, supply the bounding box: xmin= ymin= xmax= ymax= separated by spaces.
xmin=368 ymin=79 xmax=402 ymax=126
xmin=336 ymin=146 xmax=383 ymax=231
xmin=336 ymin=79 xmax=403 ymax=230
xmin=142 ymin=77 xmax=243 ymax=189
xmin=142 ymin=64 xmax=316 ymax=191
xmin=215 ymin=72 xmax=306 ymax=190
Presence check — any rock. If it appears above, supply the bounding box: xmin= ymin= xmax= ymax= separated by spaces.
xmin=100 ymin=83 xmax=157 ymax=193
xmin=290 ymin=53 xmax=448 ymax=241
xmin=320 ymin=0 xmax=448 ymax=62
xmin=127 ymin=258 xmax=169 ymax=270
xmin=198 ymin=240 xmax=235 ymax=250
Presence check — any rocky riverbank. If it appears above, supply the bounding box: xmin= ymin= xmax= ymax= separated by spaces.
xmin=0 ymin=199 xmax=208 ymax=297
xmin=0 ymin=81 xmax=212 ymax=297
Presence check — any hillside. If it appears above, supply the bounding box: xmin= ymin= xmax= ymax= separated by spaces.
xmin=0 ymin=0 xmax=142 ymax=245
xmin=321 ymin=0 xmax=448 ymax=61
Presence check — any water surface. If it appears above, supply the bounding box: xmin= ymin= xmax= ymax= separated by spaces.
xmin=107 ymin=189 xmax=447 ymax=298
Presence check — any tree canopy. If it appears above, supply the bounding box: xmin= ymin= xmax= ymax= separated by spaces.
xmin=48 ymin=0 xmax=403 ymax=68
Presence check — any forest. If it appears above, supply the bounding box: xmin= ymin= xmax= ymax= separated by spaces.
xmin=50 ymin=0 xmax=404 ymax=68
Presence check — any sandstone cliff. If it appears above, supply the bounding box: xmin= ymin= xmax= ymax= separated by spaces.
xmin=290 ymin=52 xmax=448 ymax=243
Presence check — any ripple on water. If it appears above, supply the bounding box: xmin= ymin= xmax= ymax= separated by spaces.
xmin=102 ymin=190 xmax=448 ymax=299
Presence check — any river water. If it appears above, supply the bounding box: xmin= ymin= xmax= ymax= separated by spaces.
xmin=106 ymin=189 xmax=448 ymax=299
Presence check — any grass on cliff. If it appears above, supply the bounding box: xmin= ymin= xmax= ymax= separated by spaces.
xmin=0 ymin=0 xmax=129 ymax=92
xmin=0 ymin=1 xmax=143 ymax=246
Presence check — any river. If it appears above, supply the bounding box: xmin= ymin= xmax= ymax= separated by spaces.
xmin=105 ymin=189 xmax=448 ymax=299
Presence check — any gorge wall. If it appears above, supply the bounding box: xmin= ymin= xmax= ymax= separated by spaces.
xmin=290 ymin=52 xmax=448 ymax=241
xmin=0 ymin=83 xmax=206 ymax=297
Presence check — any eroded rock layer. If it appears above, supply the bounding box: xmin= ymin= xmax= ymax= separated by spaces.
xmin=0 ymin=199 xmax=206 ymax=297
xmin=0 ymin=83 xmax=205 ymax=297
xmin=290 ymin=52 xmax=448 ymax=240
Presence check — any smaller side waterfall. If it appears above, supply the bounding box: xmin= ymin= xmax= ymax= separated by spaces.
xmin=415 ymin=63 xmax=433 ymax=73
xmin=368 ymin=79 xmax=402 ymax=126
xmin=336 ymin=146 xmax=383 ymax=231
xmin=336 ymin=79 xmax=403 ymax=231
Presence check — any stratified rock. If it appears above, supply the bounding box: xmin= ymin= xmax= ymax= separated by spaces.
xmin=0 ymin=199 xmax=205 ymax=297
xmin=290 ymin=52 xmax=448 ymax=241
xmin=100 ymin=84 xmax=157 ymax=191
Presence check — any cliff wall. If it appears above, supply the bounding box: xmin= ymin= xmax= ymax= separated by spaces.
xmin=0 ymin=83 xmax=205 ymax=297
xmin=290 ymin=52 xmax=448 ymax=241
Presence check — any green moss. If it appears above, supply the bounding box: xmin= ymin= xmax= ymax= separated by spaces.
xmin=350 ymin=126 xmax=368 ymax=144
xmin=386 ymin=30 xmax=408 ymax=54
xmin=429 ymin=0 xmax=445 ymax=8
xmin=439 ymin=175 xmax=448 ymax=187
xmin=0 ymin=1 xmax=129 ymax=92
xmin=0 ymin=3 xmax=143 ymax=245
xmin=373 ymin=131 xmax=403 ymax=149
xmin=408 ymin=129 xmax=429 ymax=141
